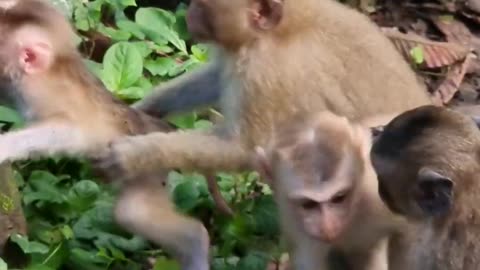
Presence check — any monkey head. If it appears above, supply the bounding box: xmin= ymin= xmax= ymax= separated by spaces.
xmin=371 ymin=105 xmax=480 ymax=221
xmin=255 ymin=112 xmax=372 ymax=244
xmin=0 ymin=0 xmax=76 ymax=80
xmin=0 ymin=0 xmax=77 ymax=106
xmin=186 ymin=0 xmax=284 ymax=49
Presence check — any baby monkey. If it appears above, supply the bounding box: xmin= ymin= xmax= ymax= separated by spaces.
xmin=371 ymin=105 xmax=480 ymax=270
xmin=0 ymin=1 xmax=210 ymax=269
xmin=255 ymin=111 xmax=404 ymax=270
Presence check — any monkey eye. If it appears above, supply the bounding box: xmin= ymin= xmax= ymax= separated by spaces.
xmin=330 ymin=190 xmax=349 ymax=204
xmin=299 ymin=199 xmax=320 ymax=210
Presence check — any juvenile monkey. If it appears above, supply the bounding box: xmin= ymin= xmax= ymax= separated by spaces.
xmin=371 ymin=105 xmax=480 ymax=270
xmin=253 ymin=111 xmax=404 ymax=270
xmin=96 ymin=0 xmax=434 ymax=181
xmin=0 ymin=1 xmax=211 ymax=269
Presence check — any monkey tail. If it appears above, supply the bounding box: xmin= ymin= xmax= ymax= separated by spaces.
xmin=206 ymin=173 xmax=234 ymax=216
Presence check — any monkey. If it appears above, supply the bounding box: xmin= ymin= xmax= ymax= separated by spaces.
xmin=253 ymin=111 xmax=406 ymax=270
xmin=94 ymin=0 xmax=436 ymax=183
xmin=0 ymin=1 xmax=213 ymax=269
xmin=370 ymin=105 xmax=480 ymax=270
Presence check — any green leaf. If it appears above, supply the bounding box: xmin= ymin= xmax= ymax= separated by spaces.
xmin=11 ymin=234 xmax=50 ymax=255
xmin=0 ymin=105 xmax=24 ymax=129
xmin=98 ymin=25 xmax=132 ymax=41
xmin=135 ymin=8 xmax=187 ymax=53
xmin=251 ymin=195 xmax=280 ymax=236
xmin=236 ymin=251 xmax=269 ymax=270
xmin=191 ymin=44 xmax=210 ymax=62
xmin=410 ymin=46 xmax=425 ymax=65
xmin=167 ymin=113 xmax=197 ymax=129
xmin=144 ymin=58 xmax=178 ymax=77
xmin=119 ymin=0 xmax=136 ymax=7
xmin=25 ymin=265 xmax=55 ymax=270
xmin=153 ymin=257 xmax=180 ymax=270
xmin=130 ymin=41 xmax=153 ymax=58
xmin=102 ymin=42 xmax=144 ymax=91
xmin=172 ymin=181 xmax=201 ymax=211
xmin=0 ymin=258 xmax=7 ymax=270
xmin=117 ymin=20 xmax=146 ymax=40
xmin=23 ymin=171 xmax=66 ymax=205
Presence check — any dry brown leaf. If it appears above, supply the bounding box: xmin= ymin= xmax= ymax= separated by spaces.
xmin=430 ymin=15 xmax=473 ymax=47
xmin=433 ymin=53 xmax=475 ymax=104
xmin=382 ymin=27 xmax=471 ymax=68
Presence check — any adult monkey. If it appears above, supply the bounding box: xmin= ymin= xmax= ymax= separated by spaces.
xmin=96 ymin=0 xmax=434 ymax=181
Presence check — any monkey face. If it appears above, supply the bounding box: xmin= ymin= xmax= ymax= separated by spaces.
xmin=289 ymin=185 xmax=355 ymax=244
xmin=186 ymin=0 xmax=284 ymax=49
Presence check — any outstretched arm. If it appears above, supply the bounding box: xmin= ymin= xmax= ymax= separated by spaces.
xmin=0 ymin=123 xmax=89 ymax=163
xmin=133 ymin=62 xmax=223 ymax=118
xmin=95 ymin=127 xmax=251 ymax=181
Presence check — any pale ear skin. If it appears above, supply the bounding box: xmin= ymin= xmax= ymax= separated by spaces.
xmin=415 ymin=167 xmax=454 ymax=217
xmin=253 ymin=146 xmax=274 ymax=185
xmin=250 ymin=0 xmax=284 ymax=30
xmin=15 ymin=27 xmax=54 ymax=74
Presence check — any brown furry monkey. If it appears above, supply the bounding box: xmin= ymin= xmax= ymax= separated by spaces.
xmin=95 ymin=0 xmax=434 ymax=181
xmin=371 ymin=105 xmax=480 ymax=270
xmin=0 ymin=1 xmax=211 ymax=269
xmin=253 ymin=111 xmax=405 ymax=270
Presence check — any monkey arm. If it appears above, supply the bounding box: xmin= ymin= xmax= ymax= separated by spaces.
xmin=97 ymin=128 xmax=251 ymax=181
xmin=0 ymin=123 xmax=89 ymax=163
xmin=133 ymin=62 xmax=223 ymax=118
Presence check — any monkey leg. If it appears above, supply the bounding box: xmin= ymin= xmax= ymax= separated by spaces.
xmin=114 ymin=183 xmax=210 ymax=270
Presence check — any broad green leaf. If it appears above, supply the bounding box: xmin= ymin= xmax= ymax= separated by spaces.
xmin=119 ymin=0 xmax=136 ymax=7
xmin=144 ymin=58 xmax=177 ymax=77
xmin=130 ymin=41 xmax=153 ymax=58
xmin=0 ymin=258 xmax=7 ymax=270
xmin=251 ymin=195 xmax=279 ymax=236
xmin=172 ymin=181 xmax=201 ymax=211
xmin=67 ymin=248 xmax=111 ymax=270
xmin=135 ymin=8 xmax=187 ymax=53
xmin=153 ymin=258 xmax=180 ymax=270
xmin=116 ymin=86 xmax=149 ymax=100
xmin=102 ymin=42 xmax=143 ymax=91
xmin=23 ymin=171 xmax=66 ymax=205
xmin=11 ymin=234 xmax=50 ymax=255
xmin=83 ymin=59 xmax=103 ymax=78
xmin=236 ymin=251 xmax=269 ymax=270
xmin=194 ymin=119 xmax=213 ymax=131
xmin=410 ymin=46 xmax=425 ymax=65
xmin=191 ymin=44 xmax=210 ymax=62
xmin=25 ymin=265 xmax=55 ymax=270
xmin=117 ymin=20 xmax=146 ymax=40
xmin=98 ymin=25 xmax=132 ymax=41
xmin=0 ymin=105 xmax=24 ymax=129
xmin=167 ymin=112 xmax=197 ymax=129
xmin=40 ymin=241 xmax=69 ymax=269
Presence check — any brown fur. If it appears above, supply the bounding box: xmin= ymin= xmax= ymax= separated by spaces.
xmin=371 ymin=105 xmax=480 ymax=270
xmin=0 ymin=1 xmax=212 ymax=269
xmin=256 ymin=111 xmax=403 ymax=270
xmin=97 ymin=0 xmax=433 ymax=180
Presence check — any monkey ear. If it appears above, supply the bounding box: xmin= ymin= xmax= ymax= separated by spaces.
xmin=250 ymin=0 xmax=284 ymax=30
xmin=415 ymin=167 xmax=454 ymax=217
xmin=253 ymin=146 xmax=274 ymax=185
xmin=370 ymin=125 xmax=384 ymax=143
xmin=15 ymin=27 xmax=54 ymax=74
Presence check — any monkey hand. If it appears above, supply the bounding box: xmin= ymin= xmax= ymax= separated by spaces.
xmin=91 ymin=137 xmax=143 ymax=183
